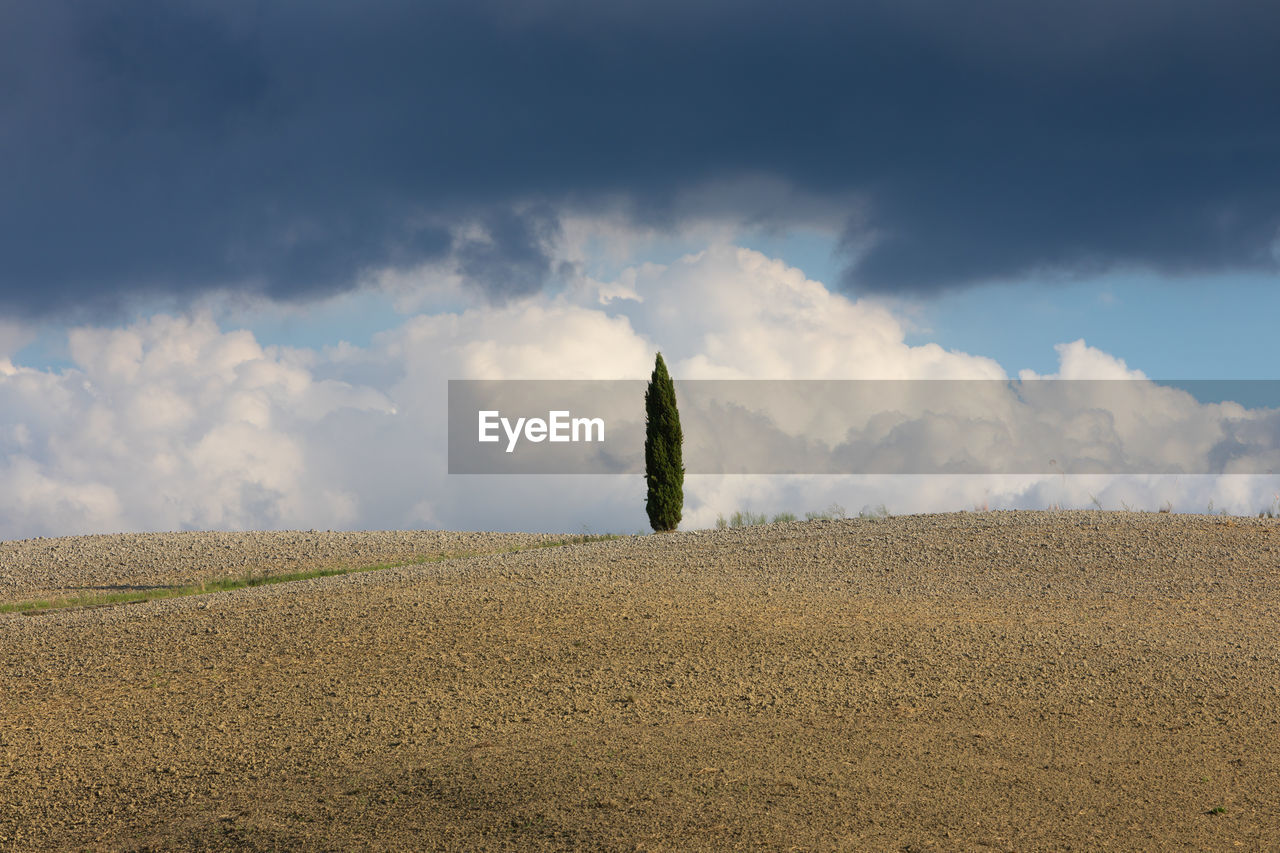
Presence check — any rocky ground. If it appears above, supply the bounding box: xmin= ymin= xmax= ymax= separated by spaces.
xmin=0 ymin=529 xmax=560 ymax=604
xmin=2 ymin=510 xmax=1279 ymax=851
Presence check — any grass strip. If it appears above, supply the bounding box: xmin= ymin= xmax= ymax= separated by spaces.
xmin=2 ymin=533 xmax=626 ymax=616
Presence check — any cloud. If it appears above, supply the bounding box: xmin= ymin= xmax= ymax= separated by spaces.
xmin=2 ymin=0 xmax=1279 ymax=316
xmin=2 ymin=245 xmax=1280 ymax=539
xmin=594 ymin=246 xmax=1008 ymax=380
xmin=0 ymin=319 xmax=34 ymax=363
xmin=1020 ymin=339 xmax=1147 ymax=382
xmin=0 ymin=314 xmax=394 ymax=534
xmin=451 ymin=206 xmax=564 ymax=301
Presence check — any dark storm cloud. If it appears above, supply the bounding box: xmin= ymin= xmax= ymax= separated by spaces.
xmin=1 ymin=0 xmax=1278 ymax=315
xmin=454 ymin=207 xmax=561 ymax=300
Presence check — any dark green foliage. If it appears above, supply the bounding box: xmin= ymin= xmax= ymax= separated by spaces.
xmin=644 ymin=352 xmax=684 ymax=532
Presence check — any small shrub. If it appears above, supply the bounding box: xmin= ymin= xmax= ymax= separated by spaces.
xmin=715 ymin=509 xmax=796 ymax=529
xmin=804 ymin=503 xmax=847 ymax=521
xmin=858 ymin=503 xmax=890 ymax=520
xmin=729 ymin=510 xmax=768 ymax=527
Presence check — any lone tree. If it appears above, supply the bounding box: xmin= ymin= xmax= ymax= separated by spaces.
xmin=644 ymin=352 xmax=684 ymax=532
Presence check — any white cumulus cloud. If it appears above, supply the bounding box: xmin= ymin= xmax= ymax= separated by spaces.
xmin=1 ymin=246 xmax=1279 ymax=539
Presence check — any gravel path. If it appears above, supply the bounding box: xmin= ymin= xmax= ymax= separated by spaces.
xmin=2 ymin=510 xmax=1279 ymax=850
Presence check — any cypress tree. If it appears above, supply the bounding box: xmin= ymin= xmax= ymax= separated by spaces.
xmin=644 ymin=352 xmax=684 ymax=532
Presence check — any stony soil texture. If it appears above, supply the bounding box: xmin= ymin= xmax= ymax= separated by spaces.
xmin=0 ymin=529 xmax=560 ymax=603
xmin=2 ymin=510 xmax=1279 ymax=851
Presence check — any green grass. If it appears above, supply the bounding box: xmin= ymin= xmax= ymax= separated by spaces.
xmin=717 ymin=510 xmax=768 ymax=529
xmin=0 ymin=533 xmax=626 ymax=617
xmin=713 ymin=502 xmax=888 ymax=529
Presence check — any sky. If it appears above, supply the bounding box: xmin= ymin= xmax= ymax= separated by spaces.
xmin=2 ymin=0 xmax=1280 ymax=538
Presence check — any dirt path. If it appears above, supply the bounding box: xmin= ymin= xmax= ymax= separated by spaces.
xmin=2 ymin=511 xmax=1279 ymax=850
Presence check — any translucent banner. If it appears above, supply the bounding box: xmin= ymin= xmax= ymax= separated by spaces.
xmin=447 ymin=379 xmax=1280 ymax=475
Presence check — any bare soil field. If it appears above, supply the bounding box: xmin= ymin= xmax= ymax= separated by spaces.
xmin=0 ymin=529 xmax=562 ymax=604
xmin=2 ymin=510 xmax=1279 ymax=851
